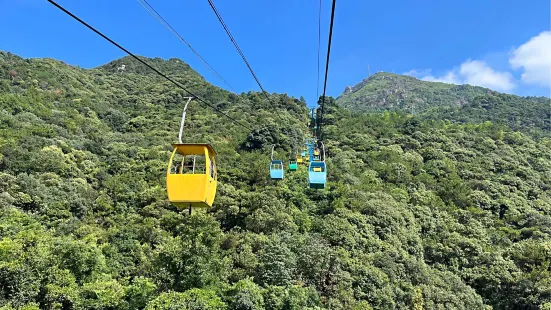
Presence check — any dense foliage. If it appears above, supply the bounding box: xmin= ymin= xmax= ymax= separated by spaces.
xmin=1 ymin=51 xmax=550 ymax=309
xmin=337 ymin=73 xmax=551 ymax=138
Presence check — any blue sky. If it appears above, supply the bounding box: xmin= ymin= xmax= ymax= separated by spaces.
xmin=1 ymin=0 xmax=550 ymax=107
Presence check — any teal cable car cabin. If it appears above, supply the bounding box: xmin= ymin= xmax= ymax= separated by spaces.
xmin=289 ymin=150 xmax=299 ymax=171
xmin=289 ymin=160 xmax=298 ymax=171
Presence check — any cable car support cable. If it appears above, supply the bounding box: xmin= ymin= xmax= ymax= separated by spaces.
xmin=317 ymin=0 xmax=337 ymax=141
xmin=47 ymin=0 xmax=253 ymax=131
xmin=135 ymin=0 xmax=237 ymax=93
xmin=206 ymin=0 xmax=284 ymax=121
xmin=316 ymin=0 xmax=322 ymax=100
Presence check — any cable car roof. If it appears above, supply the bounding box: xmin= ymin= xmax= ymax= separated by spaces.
xmin=171 ymin=143 xmax=217 ymax=156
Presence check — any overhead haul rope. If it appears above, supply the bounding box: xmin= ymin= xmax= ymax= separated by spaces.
xmin=136 ymin=0 xmax=237 ymax=93
xmin=47 ymin=0 xmax=253 ymax=131
xmin=316 ymin=0 xmax=322 ymax=101
xmin=317 ymin=0 xmax=337 ymax=141
xmin=206 ymin=0 xmax=285 ymax=121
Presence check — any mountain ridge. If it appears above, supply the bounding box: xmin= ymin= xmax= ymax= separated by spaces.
xmin=338 ymin=71 xmax=551 ymax=109
xmin=336 ymin=71 xmax=551 ymax=137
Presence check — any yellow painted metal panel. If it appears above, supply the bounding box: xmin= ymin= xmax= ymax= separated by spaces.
xmin=205 ymin=154 xmax=217 ymax=207
xmin=167 ymin=174 xmax=208 ymax=208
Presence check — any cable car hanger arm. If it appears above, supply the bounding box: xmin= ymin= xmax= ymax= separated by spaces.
xmin=178 ymin=97 xmax=194 ymax=143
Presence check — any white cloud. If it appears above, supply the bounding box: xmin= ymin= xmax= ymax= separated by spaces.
xmin=421 ymin=71 xmax=460 ymax=84
xmin=403 ymin=31 xmax=551 ymax=94
xmin=405 ymin=60 xmax=515 ymax=92
xmin=403 ymin=69 xmax=431 ymax=77
xmin=509 ymin=31 xmax=551 ymax=88
xmin=459 ymin=59 xmax=516 ymax=91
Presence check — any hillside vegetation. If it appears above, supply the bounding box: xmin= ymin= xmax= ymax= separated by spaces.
xmin=337 ymin=73 xmax=551 ymax=138
xmin=1 ymin=51 xmax=551 ymax=309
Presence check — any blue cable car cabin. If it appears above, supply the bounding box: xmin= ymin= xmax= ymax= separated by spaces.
xmin=270 ymin=160 xmax=284 ymax=179
xmin=308 ymin=161 xmax=326 ymax=189
xmin=313 ymin=148 xmax=321 ymax=161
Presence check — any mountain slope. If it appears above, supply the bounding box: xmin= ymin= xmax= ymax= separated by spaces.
xmin=337 ymin=72 xmax=493 ymax=111
xmin=337 ymin=72 xmax=551 ymax=137
xmin=1 ymin=51 xmax=550 ymax=309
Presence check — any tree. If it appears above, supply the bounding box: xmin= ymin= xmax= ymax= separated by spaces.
xmin=146 ymin=289 xmax=226 ymax=310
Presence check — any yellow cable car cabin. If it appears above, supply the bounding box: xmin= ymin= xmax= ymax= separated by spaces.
xmin=296 ymin=153 xmax=303 ymax=164
xmin=166 ymin=143 xmax=217 ymax=209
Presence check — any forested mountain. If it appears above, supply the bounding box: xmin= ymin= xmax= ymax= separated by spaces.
xmin=338 ymin=73 xmax=491 ymax=111
xmin=337 ymin=73 xmax=551 ymax=137
xmin=1 ymin=50 xmax=550 ymax=309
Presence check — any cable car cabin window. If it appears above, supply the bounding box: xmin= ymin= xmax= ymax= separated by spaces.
xmin=310 ymin=165 xmax=325 ymax=172
xmin=270 ymin=162 xmax=283 ymax=170
xmin=170 ymin=153 xmax=185 ymax=174
xmin=169 ymin=154 xmax=207 ymax=175
xmin=210 ymin=157 xmax=217 ymax=180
